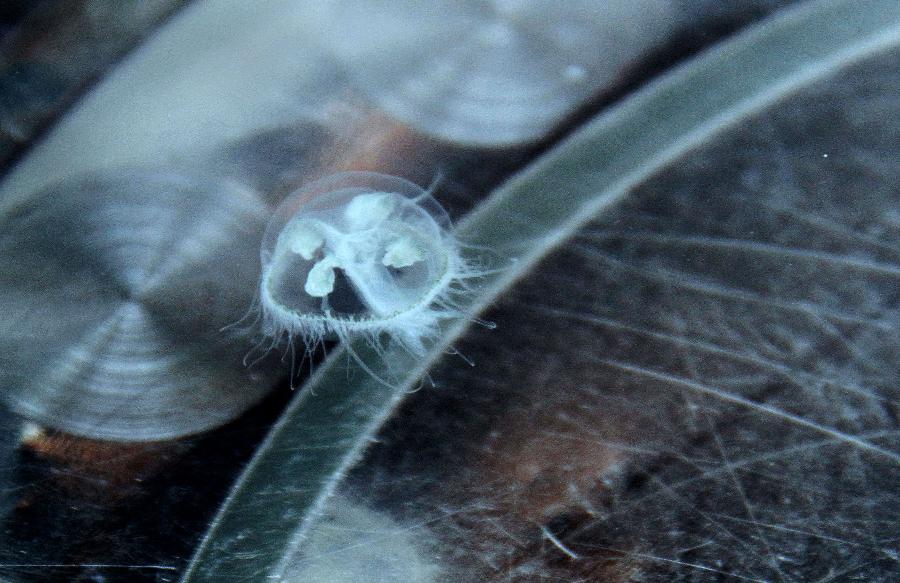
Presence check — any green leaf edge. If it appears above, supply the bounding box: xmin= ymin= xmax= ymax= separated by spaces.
xmin=182 ymin=1 xmax=900 ymax=580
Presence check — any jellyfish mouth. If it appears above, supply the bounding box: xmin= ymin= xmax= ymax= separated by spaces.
xmin=320 ymin=267 xmax=369 ymax=317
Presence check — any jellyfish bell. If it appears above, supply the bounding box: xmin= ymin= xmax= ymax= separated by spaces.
xmin=258 ymin=172 xmax=479 ymax=360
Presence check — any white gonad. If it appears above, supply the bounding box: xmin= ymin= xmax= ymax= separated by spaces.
xmin=257 ymin=172 xmax=487 ymax=383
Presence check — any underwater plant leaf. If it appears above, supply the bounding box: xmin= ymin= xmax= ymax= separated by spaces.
xmin=181 ymin=1 xmax=900 ymax=580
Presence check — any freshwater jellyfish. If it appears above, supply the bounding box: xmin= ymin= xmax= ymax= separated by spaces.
xmin=258 ymin=172 xmax=480 ymax=359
